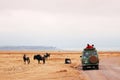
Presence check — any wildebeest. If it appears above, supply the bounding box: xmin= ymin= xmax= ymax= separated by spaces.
xmin=23 ymin=54 xmax=30 ymax=64
xmin=44 ymin=53 xmax=50 ymax=59
xmin=34 ymin=54 xmax=45 ymax=64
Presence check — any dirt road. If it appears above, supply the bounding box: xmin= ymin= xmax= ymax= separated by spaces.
xmin=81 ymin=56 xmax=120 ymax=80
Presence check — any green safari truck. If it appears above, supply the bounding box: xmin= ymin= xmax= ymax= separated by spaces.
xmin=80 ymin=48 xmax=99 ymax=70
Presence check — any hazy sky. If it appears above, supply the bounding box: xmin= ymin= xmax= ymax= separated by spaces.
xmin=0 ymin=0 xmax=120 ymax=50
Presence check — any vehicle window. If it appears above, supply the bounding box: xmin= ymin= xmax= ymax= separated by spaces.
xmin=83 ymin=51 xmax=97 ymax=57
xmin=93 ymin=51 xmax=97 ymax=55
xmin=83 ymin=52 xmax=90 ymax=57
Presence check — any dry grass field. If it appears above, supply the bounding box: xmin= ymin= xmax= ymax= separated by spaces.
xmin=0 ymin=51 xmax=120 ymax=80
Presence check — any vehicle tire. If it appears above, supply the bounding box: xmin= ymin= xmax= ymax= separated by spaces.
xmin=82 ymin=66 xmax=86 ymax=70
xmin=95 ymin=65 xmax=99 ymax=70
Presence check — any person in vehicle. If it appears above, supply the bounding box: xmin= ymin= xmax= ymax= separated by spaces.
xmin=86 ymin=44 xmax=94 ymax=49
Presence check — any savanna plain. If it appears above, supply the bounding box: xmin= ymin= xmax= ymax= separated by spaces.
xmin=0 ymin=51 xmax=120 ymax=80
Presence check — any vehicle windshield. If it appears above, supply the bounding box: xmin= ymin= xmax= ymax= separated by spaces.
xmin=83 ymin=50 xmax=97 ymax=57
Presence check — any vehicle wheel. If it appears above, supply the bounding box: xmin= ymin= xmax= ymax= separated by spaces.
xmin=82 ymin=66 xmax=86 ymax=70
xmin=95 ymin=65 xmax=99 ymax=70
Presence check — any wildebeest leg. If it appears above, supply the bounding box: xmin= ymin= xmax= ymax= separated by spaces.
xmin=24 ymin=59 xmax=26 ymax=64
xmin=38 ymin=60 xmax=40 ymax=64
xmin=28 ymin=59 xmax=30 ymax=64
xmin=43 ymin=57 xmax=45 ymax=64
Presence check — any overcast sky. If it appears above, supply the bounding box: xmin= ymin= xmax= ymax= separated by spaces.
xmin=0 ymin=0 xmax=120 ymax=50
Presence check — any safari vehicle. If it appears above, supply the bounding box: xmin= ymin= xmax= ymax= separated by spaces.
xmin=80 ymin=48 xmax=99 ymax=70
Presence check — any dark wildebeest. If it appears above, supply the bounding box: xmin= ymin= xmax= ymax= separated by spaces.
xmin=23 ymin=54 xmax=30 ymax=64
xmin=34 ymin=54 xmax=45 ymax=64
xmin=44 ymin=53 xmax=50 ymax=59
